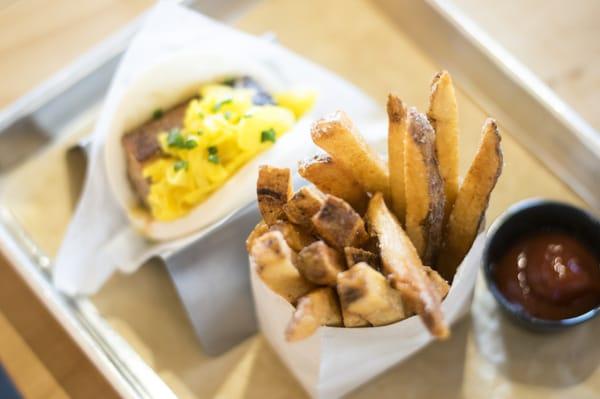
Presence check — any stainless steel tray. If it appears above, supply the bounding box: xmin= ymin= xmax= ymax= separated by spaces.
xmin=0 ymin=1 xmax=598 ymax=398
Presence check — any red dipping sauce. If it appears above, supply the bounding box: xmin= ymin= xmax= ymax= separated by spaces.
xmin=493 ymin=231 xmax=600 ymax=320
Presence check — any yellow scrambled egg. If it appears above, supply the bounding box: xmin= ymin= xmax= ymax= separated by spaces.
xmin=143 ymin=83 xmax=315 ymax=221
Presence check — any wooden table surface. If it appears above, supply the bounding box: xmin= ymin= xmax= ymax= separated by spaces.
xmin=0 ymin=0 xmax=598 ymax=398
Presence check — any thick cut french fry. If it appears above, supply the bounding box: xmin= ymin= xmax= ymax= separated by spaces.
xmin=250 ymin=231 xmax=314 ymax=303
xmin=340 ymin=307 xmax=370 ymax=327
xmin=344 ymin=247 xmax=380 ymax=269
xmin=337 ymin=263 xmax=405 ymax=326
xmin=297 ymin=241 xmax=345 ymax=286
xmin=246 ymin=221 xmax=269 ymax=252
xmin=428 ymin=71 xmax=459 ymax=221
xmin=311 ymin=111 xmax=390 ymax=199
xmin=283 ymin=186 xmax=325 ymax=229
xmin=257 ymin=165 xmax=293 ymax=225
xmin=387 ymin=94 xmax=408 ymax=224
xmin=423 ymin=266 xmax=450 ymax=299
xmin=298 ymin=154 xmax=369 ymax=213
xmin=366 ymin=193 xmax=448 ymax=339
xmin=312 ymin=195 xmax=369 ymax=250
xmin=285 ymin=287 xmax=343 ymax=341
xmin=404 ymin=108 xmax=445 ymax=265
xmin=437 ymin=119 xmax=503 ymax=281
xmin=269 ymin=221 xmax=316 ymax=252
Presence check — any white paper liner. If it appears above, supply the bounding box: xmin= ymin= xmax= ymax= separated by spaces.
xmin=251 ymin=232 xmax=485 ymax=398
xmin=53 ymin=1 xmax=385 ymax=295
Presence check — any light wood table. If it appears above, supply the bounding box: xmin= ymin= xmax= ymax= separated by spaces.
xmin=0 ymin=0 xmax=598 ymax=398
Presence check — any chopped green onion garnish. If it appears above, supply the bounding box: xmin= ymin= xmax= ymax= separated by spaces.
xmin=174 ymin=160 xmax=188 ymax=171
xmin=152 ymin=108 xmax=164 ymax=120
xmin=197 ymin=111 xmax=205 ymax=118
xmin=224 ymin=111 xmax=232 ymax=120
xmin=261 ymin=128 xmax=277 ymax=143
xmin=213 ymin=98 xmax=233 ymax=112
xmin=167 ymin=128 xmax=197 ymax=149
xmin=207 ymin=146 xmax=220 ymax=164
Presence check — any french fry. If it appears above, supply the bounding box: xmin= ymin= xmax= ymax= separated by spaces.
xmin=437 ymin=119 xmax=503 ymax=281
xmin=337 ymin=263 xmax=405 ymax=326
xmin=257 ymin=165 xmax=293 ymax=225
xmin=423 ymin=266 xmax=450 ymax=299
xmin=283 ymin=186 xmax=325 ymax=229
xmin=311 ymin=111 xmax=390 ymax=199
xmin=428 ymin=71 xmax=459 ymax=221
xmin=387 ymin=94 xmax=408 ymax=224
xmin=297 ymin=241 xmax=345 ymax=286
xmin=366 ymin=193 xmax=449 ymax=339
xmin=298 ymin=154 xmax=369 ymax=213
xmin=340 ymin=307 xmax=370 ymax=327
xmin=285 ymin=287 xmax=343 ymax=342
xmin=312 ymin=195 xmax=369 ymax=250
xmin=344 ymin=247 xmax=380 ymax=269
xmin=250 ymin=231 xmax=315 ymax=303
xmin=245 ymin=221 xmax=269 ymax=252
xmin=404 ymin=108 xmax=445 ymax=265
xmin=269 ymin=221 xmax=316 ymax=252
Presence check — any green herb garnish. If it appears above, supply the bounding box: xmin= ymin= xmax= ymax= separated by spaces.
xmin=174 ymin=160 xmax=188 ymax=172
xmin=197 ymin=111 xmax=205 ymax=118
xmin=152 ymin=108 xmax=164 ymax=120
xmin=207 ymin=146 xmax=220 ymax=164
xmin=261 ymin=128 xmax=277 ymax=143
xmin=213 ymin=98 xmax=233 ymax=112
xmin=224 ymin=111 xmax=232 ymax=120
xmin=167 ymin=128 xmax=197 ymax=149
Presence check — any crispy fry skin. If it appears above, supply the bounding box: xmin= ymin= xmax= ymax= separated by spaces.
xmin=423 ymin=266 xmax=450 ymax=299
xmin=269 ymin=221 xmax=316 ymax=252
xmin=366 ymin=193 xmax=449 ymax=339
xmin=428 ymin=71 xmax=459 ymax=221
xmin=437 ymin=119 xmax=503 ymax=281
xmin=311 ymin=195 xmax=369 ymax=250
xmin=283 ymin=186 xmax=325 ymax=229
xmin=257 ymin=166 xmax=293 ymax=225
xmin=337 ymin=263 xmax=405 ymax=326
xmin=344 ymin=247 xmax=380 ymax=269
xmin=404 ymin=108 xmax=445 ymax=265
xmin=298 ymin=154 xmax=369 ymax=213
xmin=285 ymin=287 xmax=343 ymax=341
xmin=387 ymin=94 xmax=408 ymax=224
xmin=311 ymin=111 xmax=390 ymax=200
xmin=250 ymin=231 xmax=314 ymax=303
xmin=246 ymin=221 xmax=269 ymax=252
xmin=297 ymin=241 xmax=345 ymax=286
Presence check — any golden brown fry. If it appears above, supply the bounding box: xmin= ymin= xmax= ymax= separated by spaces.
xmin=257 ymin=165 xmax=293 ymax=225
xmin=423 ymin=266 xmax=450 ymax=299
xmin=311 ymin=111 xmax=390 ymax=199
xmin=311 ymin=195 xmax=369 ymax=251
xmin=387 ymin=94 xmax=408 ymax=224
xmin=250 ymin=231 xmax=315 ymax=303
xmin=340 ymin=307 xmax=370 ymax=327
xmin=269 ymin=221 xmax=316 ymax=252
xmin=298 ymin=154 xmax=369 ymax=213
xmin=437 ymin=119 xmax=503 ymax=281
xmin=283 ymin=186 xmax=325 ymax=229
xmin=297 ymin=241 xmax=345 ymax=286
xmin=404 ymin=108 xmax=445 ymax=265
xmin=246 ymin=221 xmax=269 ymax=252
xmin=366 ymin=193 xmax=448 ymax=339
xmin=285 ymin=287 xmax=343 ymax=341
xmin=428 ymin=71 xmax=459 ymax=221
xmin=344 ymin=247 xmax=380 ymax=269
xmin=337 ymin=263 xmax=405 ymax=326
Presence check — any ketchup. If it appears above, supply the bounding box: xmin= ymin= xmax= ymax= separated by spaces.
xmin=493 ymin=231 xmax=600 ymax=320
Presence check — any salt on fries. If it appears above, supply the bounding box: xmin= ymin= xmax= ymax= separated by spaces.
xmin=248 ymin=71 xmax=503 ymax=341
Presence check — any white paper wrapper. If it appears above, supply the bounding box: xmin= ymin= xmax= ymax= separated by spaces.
xmin=251 ymin=232 xmax=485 ymax=399
xmin=53 ymin=1 xmax=385 ymax=295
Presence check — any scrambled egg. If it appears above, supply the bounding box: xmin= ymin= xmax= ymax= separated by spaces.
xmin=143 ymin=82 xmax=315 ymax=221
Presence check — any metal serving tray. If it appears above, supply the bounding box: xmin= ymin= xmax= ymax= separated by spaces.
xmin=0 ymin=1 xmax=598 ymax=398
